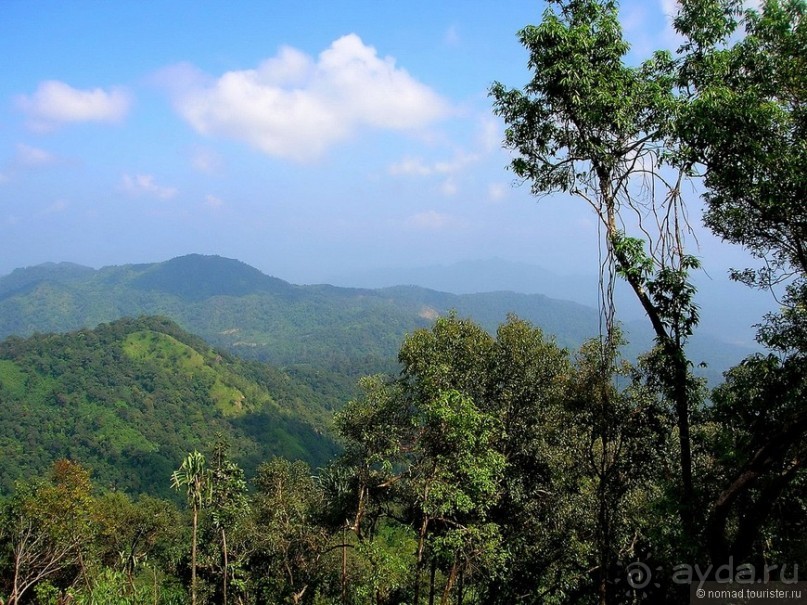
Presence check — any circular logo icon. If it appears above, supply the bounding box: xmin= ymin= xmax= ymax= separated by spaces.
xmin=611 ymin=561 xmax=663 ymax=598
xmin=626 ymin=561 xmax=652 ymax=590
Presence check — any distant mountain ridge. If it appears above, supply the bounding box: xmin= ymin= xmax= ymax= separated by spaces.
xmin=326 ymin=256 xmax=775 ymax=348
xmin=326 ymin=257 xmax=593 ymax=301
xmin=130 ymin=254 xmax=295 ymax=301
xmin=0 ymin=254 xmax=755 ymax=382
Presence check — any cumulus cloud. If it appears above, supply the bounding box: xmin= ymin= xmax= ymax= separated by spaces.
xmin=388 ymin=157 xmax=433 ymax=176
xmin=121 ymin=174 xmax=177 ymax=200
xmin=476 ymin=117 xmax=503 ymax=153
xmin=40 ymin=199 xmax=68 ymax=216
xmin=440 ymin=178 xmax=458 ymax=197
xmin=170 ymin=34 xmax=451 ymax=161
xmin=17 ymin=81 xmax=131 ymax=130
xmin=444 ymin=25 xmax=461 ymax=47
xmin=191 ymin=147 xmax=223 ymax=173
xmin=388 ymin=151 xmax=478 ymax=197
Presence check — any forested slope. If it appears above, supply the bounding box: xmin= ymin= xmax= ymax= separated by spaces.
xmin=0 ymin=254 xmax=750 ymax=382
xmin=0 ymin=316 xmax=339 ymax=497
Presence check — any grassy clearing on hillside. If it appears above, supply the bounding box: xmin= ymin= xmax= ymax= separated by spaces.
xmin=122 ymin=330 xmax=247 ymax=416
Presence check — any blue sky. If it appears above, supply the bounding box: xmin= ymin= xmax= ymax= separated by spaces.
xmin=0 ymin=0 xmax=763 ymax=295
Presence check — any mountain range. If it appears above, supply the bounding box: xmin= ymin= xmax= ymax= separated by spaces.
xmin=326 ymin=256 xmax=775 ymax=349
xmin=0 ymin=254 xmax=756 ymax=382
xmin=0 ymin=253 xmax=767 ymax=495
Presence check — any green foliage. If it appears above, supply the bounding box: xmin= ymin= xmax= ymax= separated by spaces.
xmin=1 ymin=3 xmax=805 ymax=602
xmin=0 ymin=461 xmax=95 ymax=604
xmin=335 ymin=314 xmax=684 ymax=603
xmin=490 ymin=0 xmax=713 ymax=563
xmin=250 ymin=458 xmax=330 ymax=604
xmin=0 ymin=254 xmax=609 ymax=378
xmin=349 ymin=522 xmax=416 ymax=604
xmin=676 ymin=0 xmax=806 ymax=287
xmin=171 ymin=451 xmax=209 ymax=511
xmin=673 ymin=0 xmax=807 ymax=568
xmin=490 ymin=0 xmax=677 ymax=201
xmin=0 ymin=316 xmax=340 ymax=497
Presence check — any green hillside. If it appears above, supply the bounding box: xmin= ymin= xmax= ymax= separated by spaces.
xmin=0 ymin=254 xmax=603 ymax=363
xmin=0 ymin=254 xmax=753 ymax=385
xmin=0 ymin=316 xmax=339 ymax=497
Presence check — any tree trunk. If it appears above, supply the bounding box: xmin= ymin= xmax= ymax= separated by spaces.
xmin=602 ymin=189 xmax=696 ymax=541
xmin=221 ymin=527 xmax=229 ymax=605
xmin=439 ymin=559 xmax=459 ymax=605
xmin=191 ymin=505 xmax=198 ymax=605
xmin=413 ymin=513 xmax=430 ymax=605
xmin=342 ymin=525 xmax=347 ymax=605
xmin=707 ymin=412 xmax=807 ymax=564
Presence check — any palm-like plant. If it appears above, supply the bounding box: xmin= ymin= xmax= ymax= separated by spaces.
xmin=171 ymin=451 xmax=209 ymax=605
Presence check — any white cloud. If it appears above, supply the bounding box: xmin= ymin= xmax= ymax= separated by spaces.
xmin=439 ymin=177 xmax=458 ymax=197
xmin=488 ymin=182 xmax=507 ymax=202
xmin=171 ymin=34 xmax=452 ymax=161
xmin=121 ymin=174 xmax=177 ymax=200
xmin=406 ymin=210 xmax=460 ymax=230
xmin=476 ymin=116 xmax=503 ymax=153
xmin=17 ymin=80 xmax=131 ymax=130
xmin=388 ymin=151 xmax=478 ymax=197
xmin=16 ymin=144 xmax=54 ymax=167
xmin=388 ymin=151 xmax=477 ymax=177
xmin=204 ymin=194 xmax=224 ymax=208
xmin=388 ymin=157 xmax=433 ymax=176
xmin=40 ymin=199 xmax=68 ymax=216
xmin=0 ymin=144 xmax=59 ymax=182
xmin=191 ymin=147 xmax=223 ymax=173
xmin=444 ymin=25 xmax=461 ymax=47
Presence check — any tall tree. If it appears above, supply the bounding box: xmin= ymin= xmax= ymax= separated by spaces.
xmin=171 ymin=451 xmax=209 ymax=605
xmin=252 ymin=457 xmax=329 ymax=605
xmin=208 ymin=439 xmax=249 ymax=605
xmin=490 ymin=0 xmax=702 ymax=544
xmin=674 ymin=0 xmax=807 ymax=564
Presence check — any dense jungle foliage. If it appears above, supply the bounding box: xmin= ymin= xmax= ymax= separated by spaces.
xmin=0 ymin=316 xmax=340 ymax=497
xmin=0 ymin=314 xmax=803 ymax=604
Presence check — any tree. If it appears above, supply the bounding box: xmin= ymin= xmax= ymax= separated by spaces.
xmin=676 ymin=0 xmax=806 ymax=298
xmin=673 ymin=0 xmax=807 ymax=566
xmin=0 ymin=460 xmax=94 ymax=605
xmin=252 ymin=457 xmax=329 ymax=604
xmin=91 ymin=492 xmax=183 ymax=593
xmin=208 ymin=439 xmax=250 ymax=605
xmin=409 ymin=390 xmax=506 ymax=605
xmin=171 ymin=451 xmax=209 ymax=605
xmin=490 ymin=0 xmax=703 ymax=545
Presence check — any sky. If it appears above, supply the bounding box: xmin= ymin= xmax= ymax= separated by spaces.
xmin=0 ymin=0 xmax=767 ymax=297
